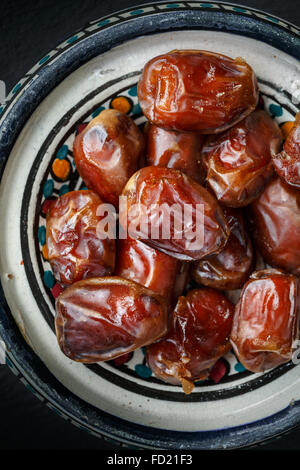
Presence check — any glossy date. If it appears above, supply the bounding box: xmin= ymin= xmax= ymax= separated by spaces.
xmin=230 ymin=269 xmax=299 ymax=372
xmin=192 ymin=207 xmax=254 ymax=290
xmin=55 ymin=277 xmax=169 ymax=362
xmin=138 ymin=50 xmax=258 ymax=133
xmin=46 ymin=190 xmax=115 ymax=286
xmin=146 ymin=124 xmax=205 ymax=183
xmin=146 ymin=288 xmax=234 ymax=392
xmin=248 ymin=177 xmax=300 ymax=275
xmin=203 ymin=110 xmax=282 ymax=207
xmin=272 ymin=112 xmax=300 ymax=188
xmin=119 ymin=166 xmax=230 ymax=261
xmin=115 ymin=237 xmax=184 ymax=303
xmin=73 ymin=109 xmax=144 ymax=208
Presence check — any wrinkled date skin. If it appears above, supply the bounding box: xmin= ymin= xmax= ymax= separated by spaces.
xmin=146 ymin=288 xmax=234 ymax=392
xmin=249 ymin=177 xmax=300 ymax=275
xmin=231 ymin=269 xmax=299 ymax=373
xmin=55 ymin=277 xmax=169 ymax=362
xmin=146 ymin=124 xmax=205 ymax=183
xmin=46 ymin=190 xmax=116 ymax=285
xmin=273 ymin=112 xmax=300 ymax=188
xmin=138 ymin=50 xmax=258 ymax=133
xmin=73 ymin=109 xmax=144 ymax=208
xmin=192 ymin=207 xmax=254 ymax=290
xmin=120 ymin=166 xmax=230 ymax=261
xmin=115 ymin=237 xmax=188 ymax=303
xmin=203 ymin=110 xmax=282 ymax=207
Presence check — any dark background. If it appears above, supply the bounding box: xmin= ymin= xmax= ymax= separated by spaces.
xmin=0 ymin=0 xmax=299 ymax=451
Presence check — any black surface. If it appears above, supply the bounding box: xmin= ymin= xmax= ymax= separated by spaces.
xmin=0 ymin=0 xmax=299 ymax=451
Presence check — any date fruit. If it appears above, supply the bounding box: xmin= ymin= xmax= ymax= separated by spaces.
xmin=203 ymin=110 xmax=282 ymax=207
xmin=138 ymin=50 xmax=258 ymax=133
xmin=46 ymin=190 xmax=115 ymax=285
xmin=272 ymin=112 xmax=300 ymax=188
xmin=192 ymin=207 xmax=253 ymax=290
xmin=55 ymin=277 xmax=169 ymax=362
xmin=146 ymin=288 xmax=234 ymax=392
xmin=73 ymin=109 xmax=144 ymax=208
xmin=248 ymin=177 xmax=300 ymax=275
xmin=115 ymin=237 xmax=181 ymax=302
xmin=231 ymin=269 xmax=299 ymax=373
xmin=146 ymin=124 xmax=205 ymax=183
xmin=120 ymin=166 xmax=230 ymax=261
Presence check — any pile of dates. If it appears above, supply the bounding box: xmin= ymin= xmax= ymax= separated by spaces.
xmin=46 ymin=50 xmax=300 ymax=394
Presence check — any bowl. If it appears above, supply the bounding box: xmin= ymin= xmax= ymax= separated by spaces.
xmin=0 ymin=1 xmax=300 ymax=449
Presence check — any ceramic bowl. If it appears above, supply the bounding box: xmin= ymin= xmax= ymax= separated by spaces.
xmin=0 ymin=1 xmax=300 ymax=449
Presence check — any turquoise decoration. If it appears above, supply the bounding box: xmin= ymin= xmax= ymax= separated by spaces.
xmin=12 ymin=83 xmax=22 ymax=94
xmin=38 ymin=226 xmax=46 ymax=246
xmin=43 ymin=179 xmax=54 ymax=198
xmin=135 ymin=364 xmax=152 ymax=378
xmin=128 ymin=85 xmax=138 ymax=97
xmin=39 ymin=55 xmax=51 ymax=65
xmin=43 ymin=271 xmax=55 ymax=289
xmin=131 ymin=103 xmax=142 ymax=116
xmin=59 ymin=184 xmax=70 ymax=196
xmin=233 ymin=7 xmax=247 ymax=13
xmin=269 ymin=103 xmax=283 ymax=117
xmin=235 ymin=362 xmax=246 ymax=373
xmin=67 ymin=35 xmax=78 ymax=44
xmin=130 ymin=9 xmax=144 ymax=16
xmin=92 ymin=106 xmax=105 ymax=118
xmin=97 ymin=19 xmax=111 ymax=27
xmin=266 ymin=16 xmax=279 ymax=23
xmin=166 ymin=3 xmax=180 ymax=7
xmin=57 ymin=145 xmax=69 ymax=160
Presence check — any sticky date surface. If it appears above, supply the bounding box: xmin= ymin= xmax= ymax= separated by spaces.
xmin=231 ymin=269 xmax=299 ymax=372
xmin=73 ymin=109 xmax=144 ymax=208
xmin=203 ymin=110 xmax=282 ymax=207
xmin=192 ymin=207 xmax=253 ymax=290
xmin=146 ymin=288 xmax=234 ymax=389
xmin=55 ymin=277 xmax=168 ymax=362
xmin=249 ymin=177 xmax=300 ymax=275
xmin=46 ymin=190 xmax=115 ymax=285
xmin=138 ymin=50 xmax=258 ymax=133
xmin=120 ymin=166 xmax=230 ymax=261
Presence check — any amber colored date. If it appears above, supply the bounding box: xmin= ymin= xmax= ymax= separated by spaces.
xmin=138 ymin=50 xmax=258 ymax=133
xmin=231 ymin=269 xmax=299 ymax=373
xmin=146 ymin=124 xmax=205 ymax=183
xmin=272 ymin=112 xmax=300 ymax=188
xmin=120 ymin=166 xmax=230 ymax=261
xmin=146 ymin=288 xmax=234 ymax=392
xmin=73 ymin=109 xmax=144 ymax=208
xmin=192 ymin=207 xmax=254 ymax=290
xmin=203 ymin=110 xmax=282 ymax=207
xmin=55 ymin=277 xmax=169 ymax=362
xmin=115 ymin=237 xmax=182 ymax=303
xmin=248 ymin=177 xmax=300 ymax=275
xmin=46 ymin=190 xmax=115 ymax=286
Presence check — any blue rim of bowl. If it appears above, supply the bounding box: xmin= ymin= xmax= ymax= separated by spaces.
xmin=0 ymin=1 xmax=300 ymax=449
